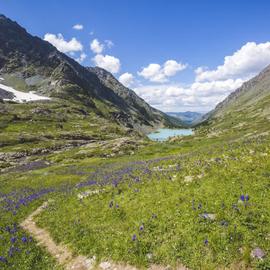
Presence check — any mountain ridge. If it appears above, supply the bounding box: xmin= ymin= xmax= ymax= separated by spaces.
xmin=198 ymin=63 xmax=270 ymax=137
xmin=0 ymin=14 xmax=182 ymax=133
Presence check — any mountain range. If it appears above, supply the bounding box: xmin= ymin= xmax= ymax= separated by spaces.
xmin=166 ymin=111 xmax=203 ymax=125
xmin=0 ymin=14 xmax=181 ymax=133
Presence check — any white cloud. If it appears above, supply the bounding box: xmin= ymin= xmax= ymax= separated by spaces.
xmin=105 ymin=40 xmax=114 ymax=49
xmin=73 ymin=24 xmax=83 ymax=30
xmin=44 ymin=33 xmax=83 ymax=53
xmin=119 ymin=72 xmax=134 ymax=87
xmin=90 ymin=39 xmax=104 ymax=54
xmin=138 ymin=60 xmax=187 ymax=83
xmin=163 ymin=60 xmax=187 ymax=76
xmin=76 ymin=53 xmax=87 ymax=63
xmin=196 ymin=41 xmax=270 ymax=82
xmin=138 ymin=63 xmax=165 ymax=83
xmin=92 ymin=54 xmax=120 ymax=74
xmin=134 ymin=78 xmax=244 ymax=112
xmin=135 ymin=41 xmax=270 ymax=111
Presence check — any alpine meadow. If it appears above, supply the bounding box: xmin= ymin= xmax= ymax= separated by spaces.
xmin=0 ymin=1 xmax=269 ymax=270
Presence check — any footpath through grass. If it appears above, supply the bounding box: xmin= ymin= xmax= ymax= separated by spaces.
xmin=0 ymin=129 xmax=270 ymax=269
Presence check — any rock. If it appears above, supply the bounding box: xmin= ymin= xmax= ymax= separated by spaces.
xmin=77 ymin=189 xmax=104 ymax=199
xmin=184 ymin=176 xmax=194 ymax=183
xmin=100 ymin=261 xmax=111 ymax=270
xmin=200 ymin=213 xmax=216 ymax=220
xmin=251 ymin=248 xmax=265 ymax=259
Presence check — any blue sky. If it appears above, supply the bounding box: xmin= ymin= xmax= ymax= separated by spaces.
xmin=1 ymin=0 xmax=270 ymax=112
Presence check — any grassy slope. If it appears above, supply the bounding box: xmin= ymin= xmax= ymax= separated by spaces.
xmin=0 ymin=85 xmax=270 ymax=269
xmin=0 ymin=116 xmax=270 ymax=269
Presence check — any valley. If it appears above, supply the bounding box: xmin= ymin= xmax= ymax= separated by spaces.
xmin=0 ymin=12 xmax=270 ymax=270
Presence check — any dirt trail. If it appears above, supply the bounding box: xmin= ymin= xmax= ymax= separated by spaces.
xmin=20 ymin=201 xmax=94 ymax=270
xmin=20 ymin=201 xmax=188 ymax=270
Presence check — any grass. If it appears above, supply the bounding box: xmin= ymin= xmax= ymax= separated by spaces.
xmin=35 ymin=136 xmax=270 ymax=269
xmin=0 ymin=100 xmax=270 ymax=269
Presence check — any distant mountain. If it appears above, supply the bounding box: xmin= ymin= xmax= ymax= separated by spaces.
xmin=0 ymin=14 xmax=182 ymax=133
xmin=166 ymin=111 xmax=203 ymax=125
xmin=202 ymin=64 xmax=270 ymax=135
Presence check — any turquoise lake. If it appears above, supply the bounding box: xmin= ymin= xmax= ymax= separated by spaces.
xmin=147 ymin=128 xmax=193 ymax=141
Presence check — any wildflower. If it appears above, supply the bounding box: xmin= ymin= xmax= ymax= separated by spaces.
xmin=0 ymin=256 xmax=7 ymax=263
xmin=240 ymin=195 xmax=245 ymax=201
xmin=139 ymin=225 xmax=144 ymax=231
xmin=109 ymin=201 xmax=113 ymax=208
xmin=21 ymin=236 xmax=28 ymax=243
xmin=204 ymin=239 xmax=209 ymax=245
xmin=245 ymin=195 xmax=249 ymax=201
xmin=10 ymin=236 xmax=16 ymax=243
xmin=132 ymin=234 xmax=137 ymax=241
xmin=8 ymin=247 xmax=15 ymax=257
xmin=115 ymin=204 xmax=119 ymax=208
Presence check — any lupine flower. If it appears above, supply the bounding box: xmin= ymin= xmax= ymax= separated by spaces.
xmin=21 ymin=236 xmax=28 ymax=243
xmin=240 ymin=195 xmax=245 ymax=201
xmin=8 ymin=247 xmax=15 ymax=257
xmin=139 ymin=225 xmax=144 ymax=231
xmin=204 ymin=239 xmax=209 ymax=245
xmin=132 ymin=234 xmax=137 ymax=241
xmin=0 ymin=256 xmax=7 ymax=263
xmin=245 ymin=195 xmax=249 ymax=201
xmin=10 ymin=236 xmax=16 ymax=243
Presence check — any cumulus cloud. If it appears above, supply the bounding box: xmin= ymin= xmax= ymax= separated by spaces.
xmin=134 ymin=78 xmax=244 ymax=112
xmin=73 ymin=24 xmax=83 ymax=30
xmin=90 ymin=39 xmax=104 ymax=54
xmin=163 ymin=60 xmax=187 ymax=76
xmin=138 ymin=60 xmax=187 ymax=83
xmin=76 ymin=53 xmax=87 ymax=63
xmin=119 ymin=72 xmax=134 ymax=87
xmin=92 ymin=54 xmax=120 ymax=74
xmin=135 ymin=41 xmax=270 ymax=111
xmin=44 ymin=33 xmax=83 ymax=53
xmin=196 ymin=41 xmax=270 ymax=82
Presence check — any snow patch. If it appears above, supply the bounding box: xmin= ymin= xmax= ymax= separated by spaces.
xmin=0 ymin=83 xmax=51 ymax=103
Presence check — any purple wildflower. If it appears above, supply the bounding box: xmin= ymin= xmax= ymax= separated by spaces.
xmin=21 ymin=236 xmax=28 ymax=243
xmin=0 ymin=256 xmax=7 ymax=263
xmin=10 ymin=236 xmax=16 ymax=243
xmin=204 ymin=239 xmax=209 ymax=245
xmin=132 ymin=234 xmax=137 ymax=241
xmin=245 ymin=195 xmax=249 ymax=201
xmin=139 ymin=225 xmax=144 ymax=231
xmin=240 ymin=195 xmax=245 ymax=201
